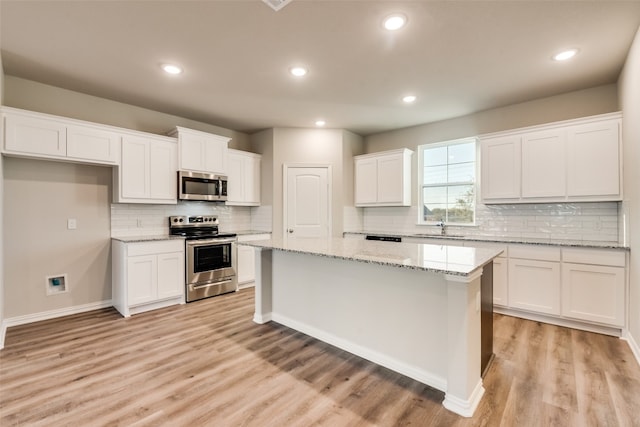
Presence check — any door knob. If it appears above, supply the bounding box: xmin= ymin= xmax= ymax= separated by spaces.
xmin=288 ymin=229 xmax=294 ymax=233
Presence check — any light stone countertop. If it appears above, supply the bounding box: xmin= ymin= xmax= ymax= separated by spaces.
xmin=111 ymin=235 xmax=185 ymax=243
xmin=344 ymin=232 xmax=630 ymax=250
xmin=239 ymin=237 xmax=503 ymax=276
xmin=111 ymin=230 xmax=270 ymax=243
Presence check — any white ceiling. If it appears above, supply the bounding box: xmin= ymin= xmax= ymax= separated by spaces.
xmin=1 ymin=0 xmax=639 ymax=136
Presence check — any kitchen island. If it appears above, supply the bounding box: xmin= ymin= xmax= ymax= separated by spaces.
xmin=239 ymin=237 xmax=503 ymax=417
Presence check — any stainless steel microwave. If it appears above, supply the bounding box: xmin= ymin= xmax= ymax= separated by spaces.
xmin=178 ymin=171 xmax=228 ymax=201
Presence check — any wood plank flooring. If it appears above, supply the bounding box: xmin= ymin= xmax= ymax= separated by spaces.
xmin=1 ymin=288 xmax=640 ymax=426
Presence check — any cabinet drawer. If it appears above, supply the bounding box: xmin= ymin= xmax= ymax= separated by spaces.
xmin=127 ymin=240 xmax=184 ymax=256
xmin=562 ymin=248 xmax=626 ymax=267
xmin=509 ymin=245 xmax=560 ymax=261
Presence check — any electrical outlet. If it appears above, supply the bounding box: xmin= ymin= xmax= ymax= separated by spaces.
xmin=67 ymin=218 xmax=77 ymax=230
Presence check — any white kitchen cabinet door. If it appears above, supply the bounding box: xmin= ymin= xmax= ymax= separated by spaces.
xmin=175 ymin=127 xmax=230 ymax=174
xmin=156 ymin=252 xmax=185 ymax=300
xmin=117 ymin=135 xmax=177 ymax=203
xmin=561 ymin=263 xmax=625 ymax=327
xmin=355 ymin=157 xmax=378 ymax=204
xmin=149 ymin=141 xmax=177 ymax=200
xmin=237 ymin=234 xmax=271 ymax=287
xmin=226 ymin=149 xmax=261 ymax=206
xmin=492 ymin=257 xmax=508 ymax=307
xmin=566 ymin=119 xmax=621 ymax=199
xmin=66 ymin=125 xmax=119 ymax=164
xmin=480 ymin=135 xmax=521 ymax=202
xmin=521 ymin=129 xmax=565 ymax=199
xmin=237 ymin=245 xmax=256 ymax=285
xmin=377 ymin=153 xmax=404 ymax=204
xmin=508 ymin=258 xmax=561 ymax=315
xmin=4 ymin=112 xmax=67 ymax=157
xmin=120 ymin=135 xmax=150 ymax=199
xmin=127 ymin=255 xmax=157 ymax=306
xmin=113 ymin=239 xmax=185 ymax=317
xmin=354 ymin=149 xmax=412 ymax=207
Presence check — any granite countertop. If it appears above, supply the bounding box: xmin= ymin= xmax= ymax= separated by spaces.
xmin=111 ymin=235 xmax=185 ymax=243
xmin=112 ymin=230 xmax=271 ymax=243
xmin=345 ymin=232 xmax=629 ymax=250
xmin=229 ymin=230 xmax=272 ymax=236
xmin=239 ymin=237 xmax=503 ymax=276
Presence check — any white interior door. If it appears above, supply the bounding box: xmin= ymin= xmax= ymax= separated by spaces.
xmin=285 ymin=166 xmax=330 ymax=239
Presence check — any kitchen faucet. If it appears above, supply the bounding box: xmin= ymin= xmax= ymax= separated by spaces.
xmin=436 ymin=220 xmax=446 ymax=236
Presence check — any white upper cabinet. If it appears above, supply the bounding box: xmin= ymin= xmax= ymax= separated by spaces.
xmin=566 ymin=119 xmax=621 ymax=199
xmin=354 ymin=148 xmax=413 ymax=207
xmin=480 ymin=135 xmax=521 ymax=201
xmin=4 ymin=112 xmax=67 ymax=157
xmin=480 ymin=112 xmax=622 ymax=204
xmin=66 ymin=125 xmax=119 ymax=164
xmin=171 ymin=126 xmax=230 ymax=174
xmin=226 ymin=149 xmax=261 ymax=206
xmin=2 ymin=107 xmax=119 ymax=165
xmin=521 ymin=129 xmax=566 ymax=199
xmin=114 ymin=134 xmax=178 ymax=204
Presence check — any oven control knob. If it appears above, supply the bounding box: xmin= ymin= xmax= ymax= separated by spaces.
xmin=179 ymin=218 xmax=184 ymax=222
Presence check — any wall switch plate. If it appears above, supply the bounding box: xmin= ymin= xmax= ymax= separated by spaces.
xmin=67 ymin=218 xmax=77 ymax=230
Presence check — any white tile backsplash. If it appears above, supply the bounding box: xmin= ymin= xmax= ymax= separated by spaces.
xmin=359 ymin=202 xmax=620 ymax=242
xmin=111 ymin=201 xmax=260 ymax=237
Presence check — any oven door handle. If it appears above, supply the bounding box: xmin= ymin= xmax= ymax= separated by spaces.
xmin=191 ymin=279 xmax=234 ymax=290
xmin=186 ymin=238 xmax=237 ymax=246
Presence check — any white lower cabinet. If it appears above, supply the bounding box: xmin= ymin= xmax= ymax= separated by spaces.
xmin=237 ymin=234 xmax=271 ymax=288
xmin=508 ymin=245 xmax=561 ymax=315
xmin=508 ymin=258 xmax=561 ymax=315
xmin=112 ymin=239 xmax=185 ymax=317
xmin=561 ymin=248 xmax=626 ymax=327
xmin=491 ymin=257 xmax=508 ymax=307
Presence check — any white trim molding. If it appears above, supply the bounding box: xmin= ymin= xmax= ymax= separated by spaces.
xmin=443 ymin=380 xmax=485 ymax=418
xmin=622 ymin=329 xmax=640 ymax=367
xmin=1 ymin=300 xmax=113 ymax=348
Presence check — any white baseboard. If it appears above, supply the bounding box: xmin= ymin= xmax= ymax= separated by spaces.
xmin=271 ymin=312 xmax=448 ymax=393
xmin=494 ymin=306 xmax=623 ymax=337
xmin=622 ymin=329 xmax=640 ymax=367
xmin=1 ymin=300 xmax=113 ymax=349
xmin=443 ymin=380 xmax=485 ymax=418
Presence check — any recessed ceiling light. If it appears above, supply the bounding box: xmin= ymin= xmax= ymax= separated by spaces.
xmin=553 ymin=49 xmax=578 ymax=61
xmin=290 ymin=66 xmax=308 ymax=77
xmin=402 ymin=95 xmax=417 ymax=103
xmin=162 ymin=64 xmax=183 ymax=75
xmin=315 ymin=120 xmax=326 ymax=127
xmin=384 ymin=14 xmax=407 ymax=31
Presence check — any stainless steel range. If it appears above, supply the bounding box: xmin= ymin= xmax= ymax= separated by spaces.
xmin=169 ymin=215 xmax=237 ymax=302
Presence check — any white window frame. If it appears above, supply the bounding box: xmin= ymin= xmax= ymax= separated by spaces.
xmin=417 ymin=137 xmax=478 ymax=226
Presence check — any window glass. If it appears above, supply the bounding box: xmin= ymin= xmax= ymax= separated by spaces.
xmin=419 ymin=139 xmax=476 ymax=225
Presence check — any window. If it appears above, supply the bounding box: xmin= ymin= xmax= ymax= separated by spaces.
xmin=419 ymin=138 xmax=476 ymax=225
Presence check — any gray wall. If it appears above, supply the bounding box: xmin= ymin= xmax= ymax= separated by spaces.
xmin=619 ymin=26 xmax=640 ymax=355
xmin=251 ymin=128 xmax=364 ymax=239
xmin=366 ymin=84 xmax=618 ymax=154
xmin=3 ymin=76 xmax=252 ymax=150
xmin=364 ymin=84 xmax=619 ymax=207
xmin=3 ymin=158 xmax=112 ymax=318
xmin=1 ymin=75 xmax=255 ymax=322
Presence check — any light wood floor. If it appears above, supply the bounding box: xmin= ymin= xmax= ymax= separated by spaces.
xmin=2 ymin=288 xmax=639 ymax=426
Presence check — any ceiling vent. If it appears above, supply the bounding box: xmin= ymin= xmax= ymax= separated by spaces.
xmin=262 ymin=0 xmax=293 ymax=12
